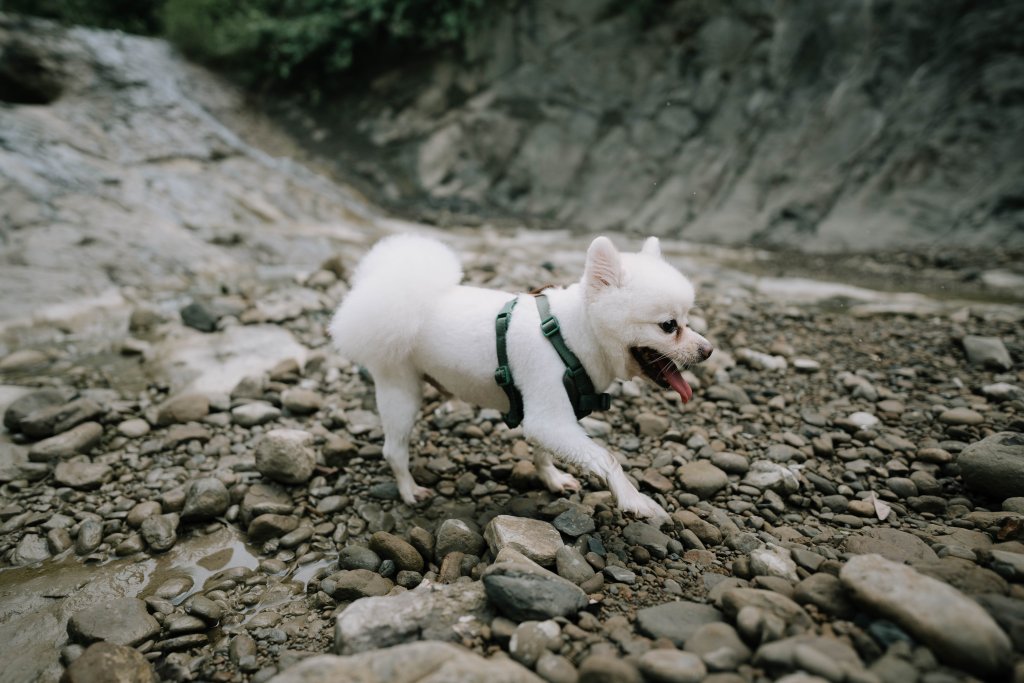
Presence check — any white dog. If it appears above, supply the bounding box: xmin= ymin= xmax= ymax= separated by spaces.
xmin=329 ymin=234 xmax=712 ymax=524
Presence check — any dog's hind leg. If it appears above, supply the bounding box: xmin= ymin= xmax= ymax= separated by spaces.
xmin=373 ymin=365 xmax=431 ymax=505
xmin=534 ymin=448 xmax=581 ymax=494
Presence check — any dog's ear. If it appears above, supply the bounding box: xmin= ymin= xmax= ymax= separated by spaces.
xmin=584 ymin=236 xmax=622 ymax=295
xmin=641 ymin=236 xmax=662 ymax=259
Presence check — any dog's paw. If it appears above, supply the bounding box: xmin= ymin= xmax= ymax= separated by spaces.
xmin=618 ymin=491 xmax=671 ymax=526
xmin=400 ymin=484 xmax=434 ymax=506
xmin=539 ymin=468 xmax=581 ymax=494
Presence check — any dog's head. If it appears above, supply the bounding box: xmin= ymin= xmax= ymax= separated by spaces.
xmin=581 ymin=236 xmax=712 ymax=403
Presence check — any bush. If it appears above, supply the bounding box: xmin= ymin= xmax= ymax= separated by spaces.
xmin=162 ymin=0 xmax=483 ymax=96
xmin=0 ymin=0 xmax=163 ymax=33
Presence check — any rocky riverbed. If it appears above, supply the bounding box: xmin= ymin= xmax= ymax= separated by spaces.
xmin=2 ymin=14 xmax=1024 ymax=683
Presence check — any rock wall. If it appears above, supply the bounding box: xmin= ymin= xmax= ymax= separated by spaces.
xmin=311 ymin=0 xmax=1024 ymax=251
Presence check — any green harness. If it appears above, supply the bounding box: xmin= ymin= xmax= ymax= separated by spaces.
xmin=494 ymin=293 xmax=611 ymax=428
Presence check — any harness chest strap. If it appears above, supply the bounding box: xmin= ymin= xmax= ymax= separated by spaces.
xmin=494 ymin=294 xmax=611 ymax=428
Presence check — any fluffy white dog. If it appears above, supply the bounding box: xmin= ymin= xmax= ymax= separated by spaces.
xmin=329 ymin=234 xmax=712 ymax=524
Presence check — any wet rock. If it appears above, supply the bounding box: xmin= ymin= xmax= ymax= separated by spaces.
xmin=140 ymin=514 xmax=178 ymax=552
xmin=229 ymin=634 xmax=259 ymax=672
xmin=842 ymin=527 xmax=938 ymax=565
xmin=370 ymin=531 xmax=424 ymax=572
xmin=840 ymin=553 xmax=1013 ymax=676
xmin=232 ymin=401 xmax=281 ymax=427
xmin=273 ymin=642 xmax=542 ymax=683
xmin=4 ymin=388 xmax=74 ymax=432
xmin=28 ymin=422 xmax=103 ymax=461
xmin=75 ymin=518 xmax=103 ymax=555
xmin=483 ymin=560 xmax=588 ymax=621
xmin=256 ymin=429 xmax=315 ymax=484
xmin=240 ymin=483 xmax=293 ymax=523
xmin=677 ymin=461 xmax=728 ymax=499
xmin=153 ymin=394 xmax=209 ymax=427
xmin=20 ymin=399 xmax=103 ymax=439
xmin=957 ymin=432 xmax=1024 ymax=501
xmin=181 ymin=477 xmax=230 ymax=520
xmin=127 ymin=501 xmax=162 ymax=527
xmin=61 ymin=641 xmax=157 ymax=683
xmin=334 ymin=582 xmax=491 ymax=655
xmin=12 ymin=533 xmax=50 ymax=565
xmin=248 ymin=513 xmax=299 ymax=542
xmin=434 ymin=519 xmax=485 ymax=561
xmin=484 ymin=515 xmax=563 ymax=566
xmin=68 ymin=598 xmax=160 ymax=646
xmin=54 ymin=460 xmax=112 ymax=489
xmin=962 ymin=335 xmax=1013 ymax=370
xmin=637 ymin=649 xmax=707 ymax=683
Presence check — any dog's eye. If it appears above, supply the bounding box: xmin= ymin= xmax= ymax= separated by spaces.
xmin=659 ymin=320 xmax=678 ymax=334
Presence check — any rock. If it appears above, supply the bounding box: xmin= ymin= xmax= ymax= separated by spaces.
xmin=117 ymin=418 xmax=151 ymax=438
xmin=982 ymin=382 xmax=1024 ymax=402
xmin=938 ymin=407 xmax=984 ymax=425
xmin=552 ymin=507 xmax=596 ymax=537
xmin=232 ymin=401 xmax=281 ymax=427
xmin=12 ymin=534 xmax=50 ymax=565
xmin=482 ymin=560 xmax=588 ymax=621
xmin=338 ymin=545 xmax=383 ymax=571
xmin=554 ymin=545 xmax=596 ymax=585
xmin=637 ymin=649 xmax=707 ymax=683
xmin=958 ymin=432 xmax=1024 ymax=500
xmin=535 ymin=653 xmax=577 ymax=683
xmin=677 ymin=461 xmax=728 ymax=499
xmin=325 ymin=569 xmax=394 ymax=601
xmin=636 ymin=412 xmax=670 ymax=437
xmin=0 ymin=349 xmax=49 ymax=372
xmin=706 ymin=384 xmax=750 ymax=405
xmin=792 ymin=573 xmax=854 ymax=618
xmin=272 ymin=642 xmax=542 ymax=683
xmin=623 ymin=522 xmax=673 ymax=559
xmin=334 ymin=582 xmax=492 ymax=655
xmin=635 ymin=601 xmax=724 ymax=646
xmin=3 ymin=388 xmax=74 ymax=432
xmin=840 ymin=553 xmax=1013 ymax=676
xmin=741 ymin=461 xmax=799 ymax=493
xmin=684 ymin=622 xmax=751 ymax=671
xmin=53 ymin=460 xmax=112 ymax=489
xmin=484 ymin=515 xmax=563 ymax=566
xmin=434 ymin=519 xmax=485 ymax=561
xmin=75 ymin=519 xmax=103 ymax=555
xmin=181 ymin=478 xmax=230 ymax=520
xmin=256 ymin=429 xmax=315 ymax=484
xmin=153 ymin=394 xmax=209 ymax=426
xmin=248 ymin=513 xmax=299 ymax=542
xmin=67 ymin=598 xmax=160 ymax=646
xmin=753 ymin=635 xmax=863 ymax=680
xmin=509 ymin=620 xmax=559 ymax=668
xmin=578 ymin=654 xmax=641 ymax=683
xmin=962 ymin=335 xmax=1013 ymax=370
xmin=736 ymin=348 xmax=788 ymax=371
xmin=61 ymin=641 xmax=157 ymax=683
xmin=20 ymin=399 xmax=104 ymax=439
xmin=369 ymin=531 xmax=425 ymax=572
xmin=240 ymin=483 xmax=294 ymax=523
xmin=842 ymin=527 xmax=938 ymax=565
xmin=718 ymin=588 xmax=813 ymax=632
xmin=28 ymin=422 xmax=103 ymax=461
xmin=140 ymin=514 xmax=179 ymax=552
xmin=181 ymin=300 xmax=220 ymax=332
xmin=603 ymin=565 xmax=636 ymax=584
xmin=281 ymin=388 xmax=323 ymax=414
xmin=749 ymin=545 xmax=799 ymax=582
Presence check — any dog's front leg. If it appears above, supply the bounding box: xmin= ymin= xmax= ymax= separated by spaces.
xmin=523 ymin=417 xmax=670 ymax=526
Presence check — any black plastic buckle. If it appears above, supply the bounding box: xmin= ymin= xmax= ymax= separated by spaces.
xmin=540 ymin=316 xmax=560 ymax=338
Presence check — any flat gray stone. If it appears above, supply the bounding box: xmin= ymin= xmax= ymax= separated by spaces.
xmin=482 ymin=560 xmax=588 ymax=621
xmin=842 ymin=527 xmax=938 ymax=565
xmin=484 ymin=515 xmax=563 ymax=566
xmin=28 ymin=422 xmax=103 ymax=461
xmin=68 ymin=597 xmax=160 ymax=646
xmin=54 ymin=460 xmax=112 ymax=489
xmin=840 ymin=553 xmax=1012 ymax=677
xmin=635 ymin=601 xmax=724 ymax=646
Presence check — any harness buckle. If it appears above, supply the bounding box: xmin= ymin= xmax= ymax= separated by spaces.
xmin=494 ymin=366 xmax=513 ymax=387
xmin=540 ymin=316 xmax=560 ymax=338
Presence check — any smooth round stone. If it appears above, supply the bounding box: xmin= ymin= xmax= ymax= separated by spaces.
xmin=255 ymin=429 xmax=315 ymax=484
xmin=75 ymin=519 xmax=104 ymax=555
xmin=434 ymin=519 xmax=486 ymax=560
xmin=677 ymin=461 xmax=728 ymax=499
xmin=957 ymin=432 xmax=1024 ymax=500
xmin=140 ymin=514 xmax=178 ymax=552
xmin=155 ymin=576 xmax=194 ymax=600
xmin=555 ymin=545 xmax=595 ymax=585
xmin=181 ymin=478 xmax=230 ymax=520
xmin=280 ymin=389 xmax=323 ymax=415
xmin=232 ymin=402 xmax=281 ymax=427
xmin=578 ymin=654 xmax=641 ymax=683
xmin=126 ymin=501 xmax=162 ymax=527
xmin=117 ymin=418 xmax=151 ymax=438
xmin=638 ymin=649 xmax=707 ymax=683
xmin=62 ymin=642 xmax=156 ymax=683
xmin=939 ymin=407 xmax=984 ymax=425
xmin=792 ymin=358 xmax=821 ymax=373
xmin=165 ymin=614 xmax=206 ymax=635
xmin=847 ymin=412 xmax=879 ymax=429
xmin=369 ymin=531 xmax=424 ymax=572
xmin=338 ymin=545 xmax=382 ymax=571
xmin=54 ymin=460 xmax=112 ymax=490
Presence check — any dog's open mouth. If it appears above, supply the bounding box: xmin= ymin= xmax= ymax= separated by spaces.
xmin=631 ymin=347 xmax=693 ymax=403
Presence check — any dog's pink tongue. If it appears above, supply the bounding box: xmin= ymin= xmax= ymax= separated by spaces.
xmin=663 ymin=365 xmax=693 ymax=404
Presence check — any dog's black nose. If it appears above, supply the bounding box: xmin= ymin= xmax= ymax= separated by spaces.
xmin=699 ymin=343 xmax=713 ymax=361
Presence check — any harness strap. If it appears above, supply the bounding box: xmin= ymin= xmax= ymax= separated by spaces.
xmin=494 ymin=297 xmax=524 ymax=427
xmin=535 ymin=294 xmax=611 ymax=419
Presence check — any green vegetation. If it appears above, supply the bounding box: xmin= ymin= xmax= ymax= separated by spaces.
xmin=0 ymin=0 xmax=483 ymax=95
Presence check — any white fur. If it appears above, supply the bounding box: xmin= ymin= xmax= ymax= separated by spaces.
xmin=329 ymin=234 xmax=712 ymax=524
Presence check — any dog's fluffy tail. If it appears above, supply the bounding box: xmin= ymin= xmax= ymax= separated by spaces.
xmin=329 ymin=234 xmax=462 ymax=369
